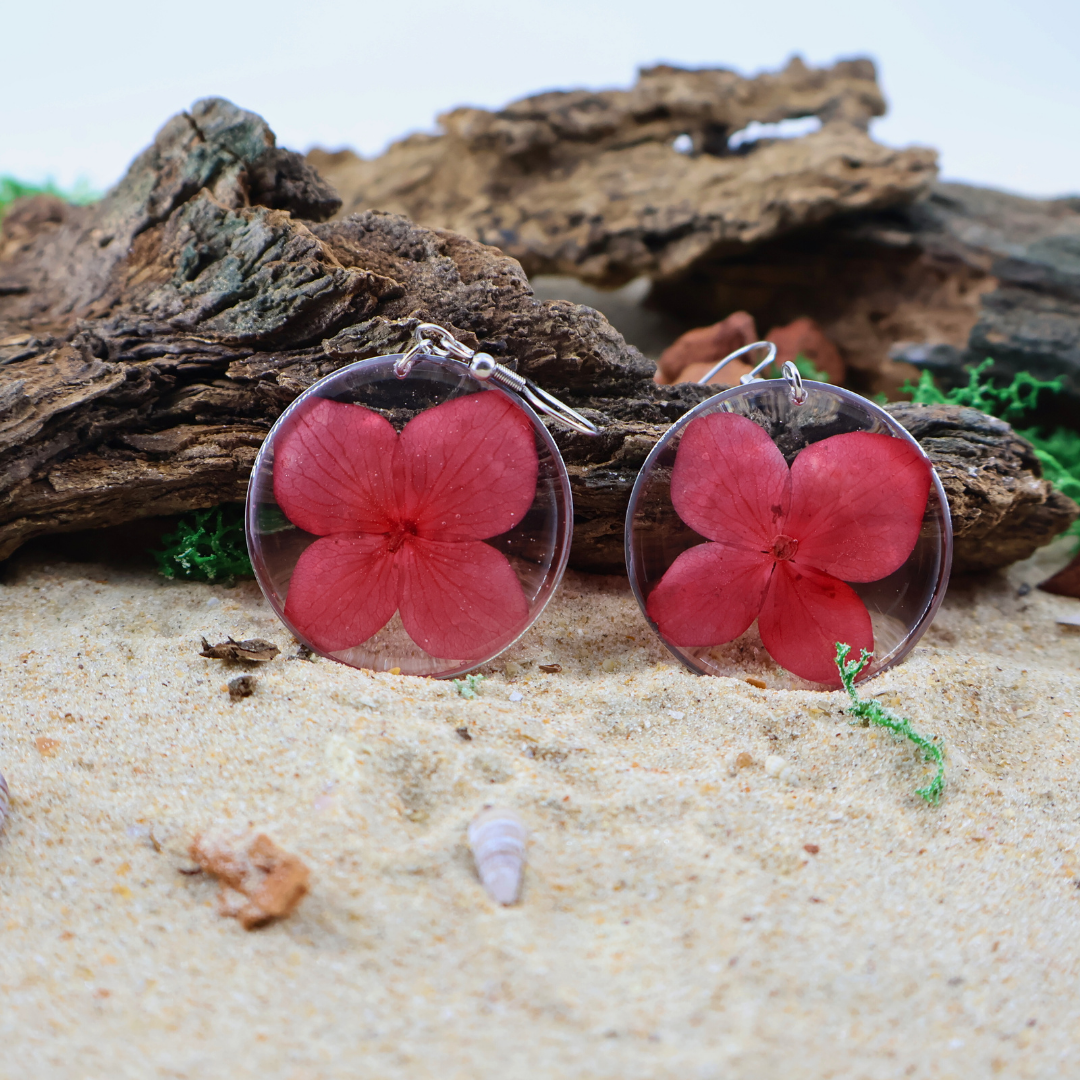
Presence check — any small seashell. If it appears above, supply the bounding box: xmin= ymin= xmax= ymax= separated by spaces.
xmin=0 ymin=771 xmax=9 ymax=833
xmin=468 ymin=806 xmax=527 ymax=905
xmin=764 ymin=755 xmax=787 ymax=778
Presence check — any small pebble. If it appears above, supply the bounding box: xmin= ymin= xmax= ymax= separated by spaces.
xmin=804 ymin=843 xmax=820 ymax=855
xmin=601 ymin=658 xmax=619 ymax=673
xmin=667 ymin=710 xmax=685 ymax=720
xmin=726 ymin=751 xmax=753 ymax=776
xmin=745 ymin=677 xmax=767 ymax=690
xmin=539 ymin=663 xmax=562 ymax=674
xmin=509 ymin=691 xmax=523 ymax=702
xmin=228 ymin=676 xmax=257 ymax=700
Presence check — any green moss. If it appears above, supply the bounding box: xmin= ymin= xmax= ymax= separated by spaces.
xmin=1017 ymin=426 xmax=1080 ymax=504
xmin=903 ymin=358 xmax=1062 ymax=421
xmin=904 ymin=359 xmax=1080 ymax=542
xmin=0 ymin=176 xmax=99 ymax=220
xmin=153 ymin=505 xmax=253 ymax=583
xmin=836 ymin=643 xmax=945 ymax=805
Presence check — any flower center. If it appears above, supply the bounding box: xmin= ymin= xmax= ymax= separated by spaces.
xmin=769 ymin=533 xmax=799 ymax=561
xmin=387 ymin=520 xmax=419 ymax=553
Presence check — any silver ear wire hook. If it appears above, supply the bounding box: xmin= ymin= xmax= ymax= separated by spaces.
xmin=695 ymin=340 xmax=806 ymax=405
xmin=395 ymin=323 xmax=600 ymax=436
xmin=695 ymin=341 xmax=778 ymax=386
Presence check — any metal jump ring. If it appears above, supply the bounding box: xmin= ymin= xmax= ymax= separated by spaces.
xmin=782 ymin=360 xmax=807 ymax=405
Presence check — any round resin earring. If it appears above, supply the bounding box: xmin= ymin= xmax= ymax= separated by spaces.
xmin=625 ymin=344 xmax=952 ymax=687
xmin=247 ymin=323 xmax=598 ymax=678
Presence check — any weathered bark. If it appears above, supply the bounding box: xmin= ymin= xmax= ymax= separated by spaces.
xmin=311 ymin=57 xmax=937 ymax=292
xmin=313 ymin=61 xmax=1080 ymax=410
xmin=0 ymin=98 xmax=1074 ymax=574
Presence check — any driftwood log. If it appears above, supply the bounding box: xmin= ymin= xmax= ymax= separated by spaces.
xmin=315 ymin=60 xmax=1080 ymax=410
xmin=0 ymin=99 xmax=1075 ymax=575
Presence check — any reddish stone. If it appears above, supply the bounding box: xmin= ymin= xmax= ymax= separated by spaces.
xmin=1039 ymin=551 xmax=1080 ymax=599
xmin=655 ymin=311 xmax=759 ymax=385
xmin=765 ymin=317 xmax=846 ymax=384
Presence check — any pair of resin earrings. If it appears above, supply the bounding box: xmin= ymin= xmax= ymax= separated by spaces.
xmin=246 ymin=324 xmax=952 ymax=687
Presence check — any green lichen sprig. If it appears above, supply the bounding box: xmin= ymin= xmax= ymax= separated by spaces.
xmin=452 ymin=674 xmax=485 ymax=699
xmin=903 ymin=357 xmax=1062 ymax=421
xmin=835 ymin=643 xmax=945 ymax=806
xmin=153 ymin=505 xmax=254 ymax=583
xmin=904 ymin=360 xmax=1080 ymax=545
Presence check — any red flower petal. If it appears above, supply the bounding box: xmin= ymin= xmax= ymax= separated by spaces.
xmin=273 ymin=398 xmax=399 ymax=536
xmin=785 ymin=432 xmax=931 ymax=582
xmin=397 ymin=537 xmax=530 ymax=660
xmin=671 ymin=412 xmax=790 ymax=549
xmin=646 ymin=541 xmax=774 ymax=647
xmin=399 ymin=392 xmax=539 ymax=541
xmin=757 ymin=561 xmax=873 ymax=685
xmin=283 ymin=534 xmax=400 ymax=652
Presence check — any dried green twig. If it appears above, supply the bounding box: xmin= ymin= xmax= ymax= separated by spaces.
xmin=835 ymin=643 xmax=945 ymax=805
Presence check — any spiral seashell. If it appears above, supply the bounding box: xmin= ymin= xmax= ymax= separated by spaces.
xmin=468 ymin=806 xmax=527 ymax=905
xmin=0 ymin=771 xmax=9 ymax=834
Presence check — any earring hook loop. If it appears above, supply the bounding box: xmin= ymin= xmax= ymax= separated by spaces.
xmin=394 ymin=322 xmax=600 ymax=436
xmin=694 ymin=340 xmax=778 ymax=386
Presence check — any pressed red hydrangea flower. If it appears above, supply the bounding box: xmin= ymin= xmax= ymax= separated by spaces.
xmin=646 ymin=412 xmax=931 ymax=684
xmin=273 ymin=391 xmax=538 ymax=660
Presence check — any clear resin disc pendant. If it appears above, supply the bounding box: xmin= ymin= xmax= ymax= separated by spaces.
xmin=247 ymin=326 xmax=592 ymax=678
xmin=626 ymin=357 xmax=952 ymax=687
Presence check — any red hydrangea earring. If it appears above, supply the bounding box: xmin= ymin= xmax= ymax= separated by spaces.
xmin=626 ymin=345 xmax=952 ymax=687
xmin=247 ymin=324 xmax=598 ymax=677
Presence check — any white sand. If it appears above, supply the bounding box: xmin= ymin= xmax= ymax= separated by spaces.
xmin=0 ymin=539 xmax=1078 ymax=1079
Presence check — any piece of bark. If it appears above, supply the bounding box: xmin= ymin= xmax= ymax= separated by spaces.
xmin=313 ymin=58 xmax=935 ymax=292
xmin=885 ymin=403 xmax=1079 ymax=574
xmin=1039 ymin=552 xmax=1080 ymax=598
xmin=0 ymin=98 xmax=1073 ymax=576
xmin=666 ymin=181 xmax=1080 ymax=407
xmin=190 ymin=831 xmax=310 ymax=930
xmin=315 ymin=60 xmax=1080 ymax=409
xmin=554 ymin=399 xmax=1078 ymax=574
xmin=200 ymin=636 xmax=280 ymax=662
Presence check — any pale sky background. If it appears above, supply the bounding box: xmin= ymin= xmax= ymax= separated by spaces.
xmin=2 ymin=0 xmax=1078 ymax=198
